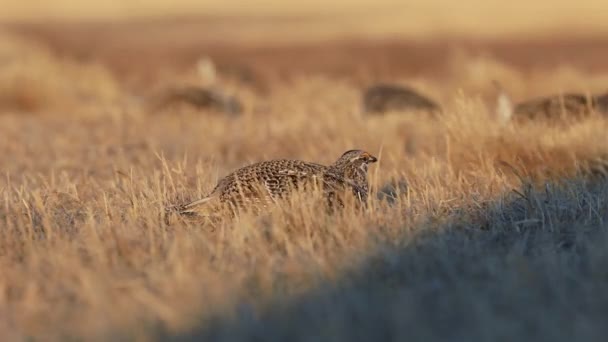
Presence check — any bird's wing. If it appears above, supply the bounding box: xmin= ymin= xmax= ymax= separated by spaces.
xmin=274 ymin=164 xmax=328 ymax=195
xmin=276 ymin=162 xmax=366 ymax=195
xmin=277 ymin=162 xmax=325 ymax=178
xmin=277 ymin=169 xmax=309 ymax=177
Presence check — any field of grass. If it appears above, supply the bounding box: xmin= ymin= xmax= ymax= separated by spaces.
xmin=1 ymin=13 xmax=608 ymax=341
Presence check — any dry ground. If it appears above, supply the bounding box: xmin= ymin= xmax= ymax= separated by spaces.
xmin=1 ymin=16 xmax=608 ymax=341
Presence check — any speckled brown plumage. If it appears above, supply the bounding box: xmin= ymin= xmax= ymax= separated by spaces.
xmin=171 ymin=149 xmax=378 ymax=216
xmin=324 ymin=149 xmax=377 ymax=204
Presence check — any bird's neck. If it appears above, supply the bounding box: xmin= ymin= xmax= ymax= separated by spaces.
xmin=329 ymin=164 xmax=367 ymax=182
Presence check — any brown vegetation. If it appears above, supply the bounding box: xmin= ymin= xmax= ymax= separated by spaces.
xmin=0 ymin=14 xmax=608 ymax=341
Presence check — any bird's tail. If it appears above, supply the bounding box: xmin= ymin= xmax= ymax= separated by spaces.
xmin=166 ymin=195 xmax=217 ymax=215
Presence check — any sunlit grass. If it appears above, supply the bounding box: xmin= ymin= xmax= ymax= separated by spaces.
xmin=0 ymin=29 xmax=607 ymax=341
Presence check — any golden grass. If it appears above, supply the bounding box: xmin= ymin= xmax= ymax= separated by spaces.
xmin=1 ymin=29 xmax=608 ymax=340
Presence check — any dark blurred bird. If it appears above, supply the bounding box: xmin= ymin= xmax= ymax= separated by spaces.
xmin=595 ymin=92 xmax=608 ymax=114
xmin=169 ymin=149 xmax=378 ymax=216
xmin=153 ymin=86 xmax=243 ymax=116
xmin=513 ymin=93 xmax=596 ymax=122
xmin=493 ymin=81 xmax=608 ymax=124
xmin=362 ymin=83 xmax=441 ymax=116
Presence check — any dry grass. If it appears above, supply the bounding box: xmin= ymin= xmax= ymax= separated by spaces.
xmin=1 ymin=26 xmax=608 ymax=341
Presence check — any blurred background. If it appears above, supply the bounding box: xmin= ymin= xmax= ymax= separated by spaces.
xmin=2 ymin=0 xmax=608 ymax=163
xmin=3 ymin=0 xmax=608 ymax=38
xmin=1 ymin=0 xmax=606 ymax=107
xmin=3 ymin=0 xmax=608 ymax=90
xmin=1 ymin=0 xmax=608 ymax=140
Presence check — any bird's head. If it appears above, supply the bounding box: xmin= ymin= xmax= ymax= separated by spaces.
xmin=332 ymin=149 xmax=378 ymax=171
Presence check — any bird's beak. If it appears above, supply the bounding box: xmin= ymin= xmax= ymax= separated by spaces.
xmin=368 ymin=155 xmax=378 ymax=163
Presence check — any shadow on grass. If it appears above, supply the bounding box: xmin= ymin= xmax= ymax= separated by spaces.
xmin=168 ymin=178 xmax=608 ymax=342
